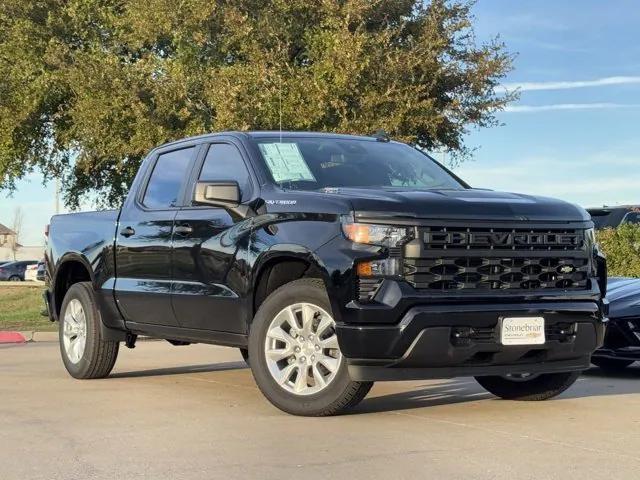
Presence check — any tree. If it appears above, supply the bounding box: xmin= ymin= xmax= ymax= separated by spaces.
xmin=10 ymin=207 xmax=23 ymax=260
xmin=0 ymin=0 xmax=516 ymax=208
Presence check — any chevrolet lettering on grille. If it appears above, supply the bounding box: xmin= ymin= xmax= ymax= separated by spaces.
xmin=424 ymin=231 xmax=581 ymax=248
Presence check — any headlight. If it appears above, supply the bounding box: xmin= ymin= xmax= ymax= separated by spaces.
xmin=341 ymin=220 xmax=411 ymax=247
xmin=342 ymin=219 xmax=412 ymax=278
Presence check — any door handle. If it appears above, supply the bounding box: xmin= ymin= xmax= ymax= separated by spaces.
xmin=174 ymin=224 xmax=193 ymax=236
xmin=120 ymin=226 xmax=135 ymax=237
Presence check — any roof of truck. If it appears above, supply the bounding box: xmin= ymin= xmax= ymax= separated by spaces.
xmin=157 ymin=131 xmax=385 ymax=150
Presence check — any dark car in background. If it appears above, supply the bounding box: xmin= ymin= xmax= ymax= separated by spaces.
xmin=36 ymin=260 xmax=46 ymax=282
xmin=0 ymin=260 xmax=39 ymax=281
xmin=588 ymin=205 xmax=640 ymax=229
xmin=592 ymin=277 xmax=640 ymax=371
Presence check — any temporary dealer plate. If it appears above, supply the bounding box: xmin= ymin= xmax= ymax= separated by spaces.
xmin=500 ymin=317 xmax=545 ymax=345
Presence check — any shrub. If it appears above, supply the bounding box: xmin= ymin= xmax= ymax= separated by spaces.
xmin=596 ymin=224 xmax=640 ymax=278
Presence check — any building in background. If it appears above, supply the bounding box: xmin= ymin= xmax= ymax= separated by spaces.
xmin=0 ymin=222 xmax=42 ymax=261
xmin=0 ymin=223 xmax=17 ymax=247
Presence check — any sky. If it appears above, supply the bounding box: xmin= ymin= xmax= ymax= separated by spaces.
xmin=1 ymin=0 xmax=640 ymax=246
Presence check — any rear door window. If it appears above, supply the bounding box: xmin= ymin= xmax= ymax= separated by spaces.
xmin=143 ymin=147 xmax=195 ymax=209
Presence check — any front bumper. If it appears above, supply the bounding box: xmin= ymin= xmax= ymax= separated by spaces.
xmin=337 ymin=300 xmax=606 ymax=381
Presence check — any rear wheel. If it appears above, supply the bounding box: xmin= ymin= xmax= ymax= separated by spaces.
xmin=249 ymin=278 xmax=373 ymax=416
xmin=59 ymin=282 xmax=119 ymax=379
xmin=8 ymin=275 xmax=21 ymax=281
xmin=591 ymin=357 xmax=634 ymax=372
xmin=475 ymin=371 xmax=580 ymax=401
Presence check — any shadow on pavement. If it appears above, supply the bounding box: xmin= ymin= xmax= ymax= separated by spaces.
xmin=110 ymin=361 xmax=640 ymax=411
xmin=353 ymin=366 xmax=640 ymax=413
xmin=352 ymin=379 xmax=492 ymax=414
xmin=581 ymin=364 xmax=640 ymax=380
xmin=110 ymin=361 xmax=248 ymax=379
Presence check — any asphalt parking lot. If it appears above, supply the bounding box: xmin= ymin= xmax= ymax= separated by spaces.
xmin=2 ymin=341 xmax=640 ymax=480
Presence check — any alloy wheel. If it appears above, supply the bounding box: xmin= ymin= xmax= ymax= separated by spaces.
xmin=264 ymin=302 xmax=342 ymax=396
xmin=62 ymin=299 xmax=87 ymax=364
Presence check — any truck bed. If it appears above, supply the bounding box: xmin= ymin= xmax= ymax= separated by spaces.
xmin=47 ymin=209 xmax=119 ymax=282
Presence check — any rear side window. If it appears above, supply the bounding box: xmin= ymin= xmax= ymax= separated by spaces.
xmin=143 ymin=147 xmax=195 ymax=209
xmin=199 ymin=143 xmax=251 ymax=199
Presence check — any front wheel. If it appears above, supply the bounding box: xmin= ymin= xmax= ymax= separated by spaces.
xmin=8 ymin=275 xmax=21 ymax=281
xmin=248 ymin=278 xmax=372 ymax=416
xmin=59 ymin=282 xmax=119 ymax=379
xmin=475 ymin=371 xmax=581 ymax=401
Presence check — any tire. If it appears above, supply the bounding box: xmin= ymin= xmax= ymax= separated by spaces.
xmin=475 ymin=371 xmax=581 ymax=401
xmin=59 ymin=282 xmax=119 ymax=379
xmin=591 ymin=357 xmax=634 ymax=372
xmin=248 ymin=278 xmax=373 ymax=416
xmin=9 ymin=275 xmax=21 ymax=281
xmin=239 ymin=348 xmax=249 ymax=363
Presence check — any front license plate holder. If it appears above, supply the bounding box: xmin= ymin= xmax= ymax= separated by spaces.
xmin=500 ymin=316 xmax=545 ymax=345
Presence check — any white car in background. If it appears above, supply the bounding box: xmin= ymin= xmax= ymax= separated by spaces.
xmin=24 ymin=263 xmax=39 ymax=281
xmin=24 ymin=260 xmax=45 ymax=282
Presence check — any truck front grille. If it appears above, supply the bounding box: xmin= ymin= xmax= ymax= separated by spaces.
xmin=354 ymin=224 xmax=593 ymax=303
xmin=422 ymin=226 xmax=583 ymax=251
xmin=401 ymin=225 xmax=592 ymax=293
xmin=404 ymin=256 xmax=589 ymax=291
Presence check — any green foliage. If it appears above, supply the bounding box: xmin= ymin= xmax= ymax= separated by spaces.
xmin=596 ymin=224 xmax=640 ymax=278
xmin=0 ymin=0 xmax=516 ymax=208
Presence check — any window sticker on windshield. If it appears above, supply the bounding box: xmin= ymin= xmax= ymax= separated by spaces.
xmin=258 ymin=143 xmax=316 ymax=183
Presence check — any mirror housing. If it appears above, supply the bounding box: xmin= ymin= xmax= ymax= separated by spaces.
xmin=194 ymin=181 xmax=240 ymax=207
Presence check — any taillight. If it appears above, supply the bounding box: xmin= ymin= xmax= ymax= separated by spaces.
xmin=45 ymin=224 xmax=50 ymax=238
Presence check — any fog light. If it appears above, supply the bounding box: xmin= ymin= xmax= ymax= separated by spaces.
xmin=357 ymin=258 xmax=402 ymax=277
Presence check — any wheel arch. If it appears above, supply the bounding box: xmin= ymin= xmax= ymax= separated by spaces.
xmin=251 ymin=249 xmax=330 ymax=321
xmin=52 ymin=254 xmax=95 ymax=320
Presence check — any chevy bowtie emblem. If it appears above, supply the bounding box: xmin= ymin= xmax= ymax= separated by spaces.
xmin=559 ymin=265 xmax=575 ymax=274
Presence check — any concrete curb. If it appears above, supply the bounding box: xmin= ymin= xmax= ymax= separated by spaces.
xmin=31 ymin=331 xmax=59 ymax=342
xmin=0 ymin=331 xmax=27 ymax=344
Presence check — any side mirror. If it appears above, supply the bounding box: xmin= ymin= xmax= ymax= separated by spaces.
xmin=194 ymin=181 xmax=240 ymax=207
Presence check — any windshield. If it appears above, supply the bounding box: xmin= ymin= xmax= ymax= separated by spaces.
xmin=253 ymin=137 xmax=466 ymax=191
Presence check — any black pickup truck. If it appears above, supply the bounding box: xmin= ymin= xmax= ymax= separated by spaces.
xmin=45 ymin=131 xmax=607 ymax=416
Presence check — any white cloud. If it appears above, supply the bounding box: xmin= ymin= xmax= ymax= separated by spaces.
xmin=502 ymin=75 xmax=640 ymax=92
xmin=504 ymin=103 xmax=640 ymax=113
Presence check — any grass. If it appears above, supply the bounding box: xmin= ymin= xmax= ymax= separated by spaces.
xmin=0 ymin=285 xmax=58 ymax=332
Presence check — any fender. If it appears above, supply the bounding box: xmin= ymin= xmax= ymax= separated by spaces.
xmin=51 ymin=252 xmax=127 ymax=334
xmin=251 ymin=246 xmax=333 ymax=289
xmin=50 ymin=252 xmax=96 ymax=319
xmin=54 ymin=252 xmax=96 ymax=286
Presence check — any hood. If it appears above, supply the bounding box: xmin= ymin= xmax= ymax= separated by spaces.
xmin=607 ymin=277 xmax=640 ymax=319
xmin=330 ymin=188 xmax=590 ymax=222
xmin=263 ymin=187 xmax=591 ymax=223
